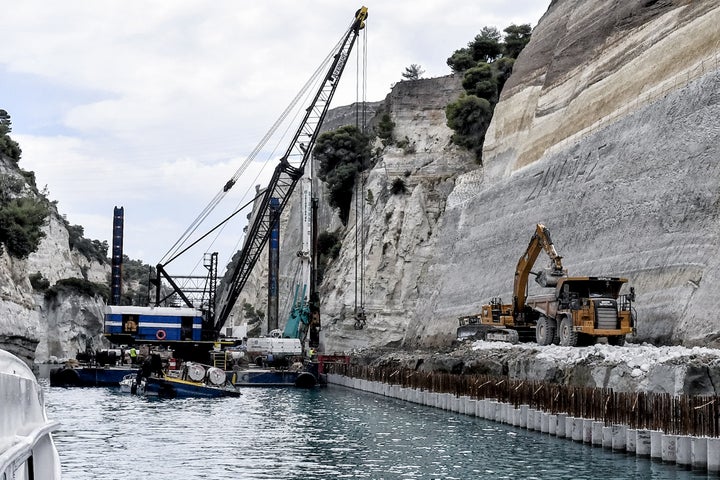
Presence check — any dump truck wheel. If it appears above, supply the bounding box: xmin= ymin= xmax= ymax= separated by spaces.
xmin=559 ymin=317 xmax=578 ymax=347
xmin=607 ymin=335 xmax=626 ymax=346
xmin=536 ymin=316 xmax=555 ymax=346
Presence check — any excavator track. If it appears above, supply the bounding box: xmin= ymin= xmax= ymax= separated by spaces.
xmin=457 ymin=318 xmax=524 ymax=344
xmin=485 ymin=328 xmax=520 ymax=344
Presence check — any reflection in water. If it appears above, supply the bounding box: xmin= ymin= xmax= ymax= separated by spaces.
xmin=44 ymin=383 xmax=706 ymax=479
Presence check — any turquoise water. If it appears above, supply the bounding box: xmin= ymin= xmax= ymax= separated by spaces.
xmin=43 ymin=383 xmax=709 ymax=479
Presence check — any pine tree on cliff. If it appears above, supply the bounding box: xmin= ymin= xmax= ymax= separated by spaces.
xmin=445 ymin=24 xmax=532 ymax=163
xmin=0 ymin=109 xmax=22 ymax=162
xmin=0 ymin=110 xmax=48 ymax=258
xmin=402 ymin=64 xmax=425 ymax=81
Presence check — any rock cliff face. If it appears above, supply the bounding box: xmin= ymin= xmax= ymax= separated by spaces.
xmin=317 ymin=76 xmax=476 ymax=352
xmin=234 ymin=76 xmax=475 ymax=350
xmin=313 ymin=0 xmax=720 ymax=351
xmin=0 ymin=156 xmax=109 ymax=365
xmin=12 ymin=0 xmax=717 ymax=363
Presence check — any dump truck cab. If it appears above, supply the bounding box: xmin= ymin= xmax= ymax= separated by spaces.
xmin=554 ymin=276 xmax=635 ymax=346
xmin=526 ymin=276 xmax=636 ymax=346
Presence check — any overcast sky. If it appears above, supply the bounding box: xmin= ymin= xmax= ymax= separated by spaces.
xmin=2 ymin=1 xmax=547 ymax=276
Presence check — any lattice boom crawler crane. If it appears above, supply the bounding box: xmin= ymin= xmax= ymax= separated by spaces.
xmin=106 ymin=7 xmax=370 ymax=358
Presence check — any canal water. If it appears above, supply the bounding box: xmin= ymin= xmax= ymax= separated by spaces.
xmin=43 ymin=382 xmax=709 ymax=479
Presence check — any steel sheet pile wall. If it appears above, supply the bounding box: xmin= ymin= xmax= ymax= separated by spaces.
xmin=327 ymin=364 xmax=720 ymax=438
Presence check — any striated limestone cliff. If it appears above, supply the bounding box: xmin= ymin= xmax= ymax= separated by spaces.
xmin=232 ymin=76 xmax=475 ymax=350
xmin=485 ymin=0 xmax=720 ymax=175
xmin=409 ymin=0 xmax=720 ymax=348
xmin=318 ymin=76 xmax=476 ymax=352
xmin=314 ymin=0 xmax=720 ymax=352
xmin=0 ymin=156 xmax=109 ymax=365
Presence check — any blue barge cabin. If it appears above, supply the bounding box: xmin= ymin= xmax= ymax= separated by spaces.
xmin=105 ymin=305 xmax=203 ymax=342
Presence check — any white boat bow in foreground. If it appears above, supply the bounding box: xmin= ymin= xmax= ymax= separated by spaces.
xmin=0 ymin=349 xmax=61 ymax=479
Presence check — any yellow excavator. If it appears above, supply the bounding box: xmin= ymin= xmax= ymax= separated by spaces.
xmin=458 ymin=224 xmax=636 ymax=346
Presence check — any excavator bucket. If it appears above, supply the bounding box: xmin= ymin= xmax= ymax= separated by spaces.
xmin=535 ymin=268 xmax=566 ymax=288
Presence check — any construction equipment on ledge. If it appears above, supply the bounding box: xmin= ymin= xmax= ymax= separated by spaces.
xmin=105 ymin=7 xmax=368 ymax=359
xmin=138 ymin=7 xmax=368 ymax=347
xmin=458 ymin=223 xmax=636 ymax=347
xmin=214 ymin=7 xmax=368 ymax=346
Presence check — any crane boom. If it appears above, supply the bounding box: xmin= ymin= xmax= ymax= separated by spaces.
xmin=214 ymin=7 xmax=369 ymax=336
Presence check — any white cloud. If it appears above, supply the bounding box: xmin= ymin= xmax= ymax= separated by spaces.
xmin=6 ymin=0 xmax=548 ymax=273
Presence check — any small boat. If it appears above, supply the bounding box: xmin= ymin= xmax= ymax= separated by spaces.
xmin=226 ymin=337 xmax=333 ymax=388
xmin=142 ymin=375 xmax=241 ymax=398
xmin=1 ymin=349 xmax=62 ymax=479
xmin=119 ymin=373 xmax=137 ymax=393
xmin=232 ymin=365 xmax=319 ymax=388
xmin=230 ymin=353 xmax=348 ymax=388
xmin=127 ymin=362 xmax=241 ymax=398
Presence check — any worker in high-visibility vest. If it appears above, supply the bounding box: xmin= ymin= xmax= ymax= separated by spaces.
xmin=129 ymin=347 xmax=138 ymax=365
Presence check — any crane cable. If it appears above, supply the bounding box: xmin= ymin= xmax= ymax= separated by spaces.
xmin=353 ymin=24 xmax=368 ymax=330
xmin=158 ymin=33 xmax=348 ymax=267
xmin=361 ymin=25 xmax=368 ymax=311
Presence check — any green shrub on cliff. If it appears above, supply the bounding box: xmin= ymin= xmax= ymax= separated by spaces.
xmin=64 ymin=222 xmax=109 ymax=264
xmin=314 ymin=125 xmax=372 ymax=225
xmin=461 ymin=63 xmax=497 ymax=102
xmin=494 ymin=57 xmax=516 ymax=93
xmin=0 ymin=193 xmax=48 ymax=258
xmin=502 ymin=24 xmax=532 ymax=59
xmin=45 ymin=277 xmax=109 ymax=301
xmin=446 ymin=95 xmax=493 ymax=162
xmin=29 ymin=272 xmax=50 ymax=291
xmin=401 ymin=64 xmax=424 ymax=80
xmin=447 ymin=24 xmax=531 ymax=74
xmin=376 ymin=113 xmax=395 ymax=146
xmin=390 ymin=178 xmax=407 ymax=195
xmin=316 ymin=229 xmax=342 ymax=284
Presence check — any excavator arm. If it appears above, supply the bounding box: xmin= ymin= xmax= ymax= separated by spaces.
xmin=512 ymin=224 xmax=566 ymax=315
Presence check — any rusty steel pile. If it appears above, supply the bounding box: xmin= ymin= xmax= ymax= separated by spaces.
xmin=327 ymin=364 xmax=720 ymax=438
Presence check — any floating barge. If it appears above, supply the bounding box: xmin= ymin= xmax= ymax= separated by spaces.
xmin=232 ymin=365 xmax=319 ymax=388
xmin=49 ymin=364 xmax=137 ymax=387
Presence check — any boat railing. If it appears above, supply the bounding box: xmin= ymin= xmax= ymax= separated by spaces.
xmin=0 ymin=420 xmax=61 ymax=479
xmin=1 ymin=349 xmax=62 ymax=479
